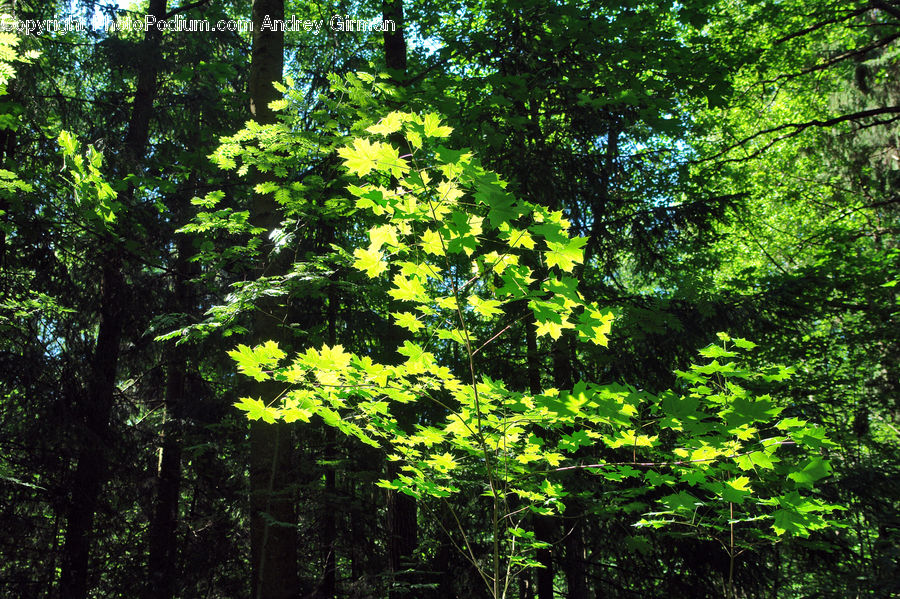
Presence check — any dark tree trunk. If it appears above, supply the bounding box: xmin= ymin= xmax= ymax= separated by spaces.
xmin=524 ymin=323 xmax=555 ymax=599
xmin=250 ymin=419 xmax=297 ymax=599
xmin=534 ymin=515 xmax=555 ymax=599
xmin=58 ymin=259 xmax=124 ymax=598
xmin=381 ymin=3 xmax=418 ymax=596
xmin=317 ymin=290 xmax=339 ymax=599
xmin=147 ymin=147 xmax=201 ymax=598
xmin=387 ymin=461 xmax=418 ymax=597
xmin=563 ymin=518 xmax=589 ymax=599
xmin=147 ymin=346 xmax=186 ymax=599
xmin=383 ymin=0 xmax=407 ymax=77
xmin=319 ymin=438 xmax=337 ymax=599
xmin=58 ymin=1 xmax=167 ymax=597
xmin=248 ymin=2 xmax=297 ymax=599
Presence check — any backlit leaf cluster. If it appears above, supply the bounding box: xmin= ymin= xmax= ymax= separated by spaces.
xmin=230 ymin=103 xmax=840 ymax=552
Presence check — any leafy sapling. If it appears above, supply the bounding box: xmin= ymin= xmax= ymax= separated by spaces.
xmin=228 ymin=84 xmax=841 ymax=598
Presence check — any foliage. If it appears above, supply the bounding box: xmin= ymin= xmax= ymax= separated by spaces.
xmin=1 ymin=1 xmax=895 ymax=597
xmin=230 ymin=102 xmax=842 ymax=597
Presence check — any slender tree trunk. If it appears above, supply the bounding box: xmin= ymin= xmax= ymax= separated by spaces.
xmin=562 ymin=517 xmax=589 ymax=599
xmin=320 ymin=434 xmax=337 ymax=598
xmin=147 ymin=143 xmax=202 ymax=598
xmin=250 ymin=419 xmax=297 ymax=599
xmin=247 ymin=2 xmax=297 ymax=599
xmin=383 ymin=0 xmax=407 ymax=76
xmin=317 ymin=289 xmax=338 ymax=599
xmin=350 ymin=484 xmax=365 ymax=583
xmin=551 ymin=334 xmax=590 ymax=599
xmin=584 ymin=121 xmax=618 ymax=268
xmin=58 ymin=260 xmax=123 ymax=598
xmin=386 ymin=468 xmax=418 ymax=596
xmin=58 ymin=2 xmax=167 ymax=597
xmin=533 ymin=515 xmax=555 ymax=599
xmin=381 ymin=3 xmax=418 ymax=596
xmin=147 ymin=339 xmax=186 ymax=599
xmin=524 ymin=324 xmax=554 ymax=599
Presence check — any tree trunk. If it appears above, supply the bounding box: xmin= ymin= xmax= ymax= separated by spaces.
xmin=247 ymin=2 xmax=297 ymax=599
xmin=523 ymin=322 xmax=555 ymax=599
xmin=147 ymin=144 xmax=201 ymax=598
xmin=319 ymin=437 xmax=337 ymax=599
xmin=58 ymin=1 xmax=167 ymax=597
xmin=317 ymin=290 xmax=338 ymax=599
xmin=147 ymin=344 xmax=186 ymax=599
xmin=250 ymin=419 xmax=297 ymax=599
xmin=58 ymin=259 xmax=124 ymax=599
xmin=386 ymin=464 xmax=418 ymax=597
xmin=381 ymin=3 xmax=418 ymax=596
xmin=383 ymin=0 xmax=407 ymax=77
xmin=563 ymin=517 xmax=589 ymax=599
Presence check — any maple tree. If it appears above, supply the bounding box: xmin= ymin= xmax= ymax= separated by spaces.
xmin=230 ymin=97 xmax=841 ymax=598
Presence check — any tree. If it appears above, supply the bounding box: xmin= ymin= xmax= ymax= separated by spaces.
xmin=1 ymin=1 xmax=892 ymax=596
xmin=668 ymin=0 xmax=900 ymax=594
xmin=243 ymin=2 xmax=302 ymax=598
xmin=231 ymin=100 xmax=842 ymax=599
xmin=58 ymin=2 xmax=169 ymax=597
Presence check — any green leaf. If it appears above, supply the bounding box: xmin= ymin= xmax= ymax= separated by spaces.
xmin=772 ymin=508 xmax=807 ymax=536
xmin=228 ymin=344 xmax=274 ymax=382
xmin=698 ymin=343 xmax=737 ymax=359
xmin=437 ymin=328 xmax=469 ymax=345
xmin=392 ymin=311 xmax=424 ymax=332
xmin=420 ymin=228 xmax=445 ymax=256
xmin=661 ymin=491 xmax=700 ymax=512
xmin=426 ymin=452 xmax=458 ymax=472
xmin=369 ymin=225 xmax=400 ymax=250
xmin=749 ymin=450 xmax=778 ymax=470
xmin=422 ymin=113 xmax=453 ymax=138
xmin=474 ymin=177 xmax=519 ymax=227
xmin=388 ymin=274 xmax=429 ymax=303
xmin=545 ymin=237 xmax=587 ymax=272
xmin=557 ymin=430 xmax=592 ymax=452
xmin=234 ymin=397 xmax=279 ymax=423
xmin=366 ymin=111 xmax=405 ymax=136
xmin=317 ymin=344 xmax=352 ymax=371
xmin=722 ymin=396 xmax=782 ymax=427
xmin=58 ymin=130 xmax=77 ymax=155
xmin=721 ymin=476 xmax=752 ymax=503
xmin=396 ymin=340 xmax=426 ymax=362
xmin=468 ymin=295 xmax=503 ymax=318
xmin=337 ymin=138 xmax=383 ymax=177
xmin=535 ymin=318 xmax=565 ymax=340
xmin=375 ymin=142 xmax=409 ymax=178
xmin=352 ymin=247 xmax=387 ymax=278
xmin=732 ymin=338 xmax=757 ymax=350
xmin=576 ymin=307 xmax=614 ymax=346
xmin=787 ymin=457 xmax=831 ymax=485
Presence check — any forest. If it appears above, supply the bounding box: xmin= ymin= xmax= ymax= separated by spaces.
xmin=0 ymin=0 xmax=897 ymax=597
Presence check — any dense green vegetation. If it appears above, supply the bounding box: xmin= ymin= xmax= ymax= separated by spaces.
xmin=0 ymin=1 xmax=896 ymax=598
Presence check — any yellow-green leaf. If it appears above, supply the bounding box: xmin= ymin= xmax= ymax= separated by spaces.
xmin=353 ymin=247 xmax=387 ymax=278
xmin=366 ymin=111 xmax=404 ymax=136
xmin=422 ymin=113 xmax=453 ymax=138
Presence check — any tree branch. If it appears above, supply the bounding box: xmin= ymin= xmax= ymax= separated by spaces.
xmin=699 ymin=106 xmax=900 ymax=163
xmin=773 ymin=5 xmax=872 ymax=46
xmin=760 ymin=33 xmax=900 ymax=87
